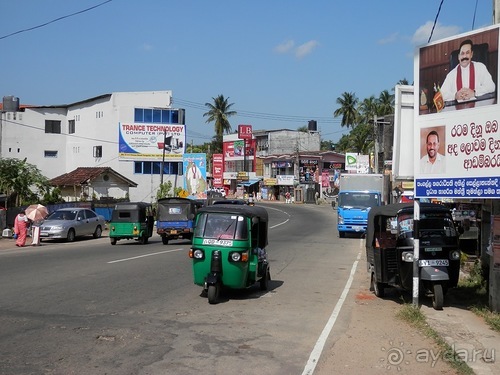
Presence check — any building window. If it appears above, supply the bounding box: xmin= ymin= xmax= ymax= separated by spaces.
xmin=93 ymin=146 xmax=102 ymax=158
xmin=68 ymin=120 xmax=75 ymax=134
xmin=44 ymin=150 xmax=58 ymax=158
xmin=133 ymin=161 xmax=183 ymax=175
xmin=45 ymin=120 xmax=61 ymax=134
xmin=134 ymin=108 xmax=185 ymax=124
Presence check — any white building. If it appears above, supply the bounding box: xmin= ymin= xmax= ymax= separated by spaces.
xmin=0 ymin=91 xmax=185 ymax=203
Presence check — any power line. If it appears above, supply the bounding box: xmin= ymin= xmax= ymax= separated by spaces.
xmin=0 ymin=0 xmax=112 ymax=40
xmin=173 ymin=97 xmax=342 ymax=124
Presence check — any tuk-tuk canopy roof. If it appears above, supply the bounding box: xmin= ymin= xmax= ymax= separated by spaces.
xmin=113 ymin=201 xmax=152 ymax=210
xmin=366 ymin=203 xmax=451 ymax=248
xmin=197 ymin=205 xmax=269 ymax=222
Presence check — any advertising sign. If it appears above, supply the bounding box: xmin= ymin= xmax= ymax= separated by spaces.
xmin=238 ymin=124 xmax=253 ymax=139
xmin=212 ymin=154 xmax=224 ymax=187
xmin=345 ymin=152 xmax=357 ymax=171
xmin=415 ymin=25 xmax=500 ymax=199
xmin=183 ymin=153 xmax=207 ymax=199
xmin=223 ymin=139 xmax=256 ymax=158
xmin=118 ymin=123 xmax=186 ymax=160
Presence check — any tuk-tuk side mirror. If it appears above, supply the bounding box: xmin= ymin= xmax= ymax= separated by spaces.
xmin=189 ymin=213 xmax=195 ymax=220
xmin=252 ymin=217 xmax=259 ymax=225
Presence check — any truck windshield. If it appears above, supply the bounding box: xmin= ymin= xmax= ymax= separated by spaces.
xmin=398 ymin=213 xmax=457 ymax=239
xmin=338 ymin=192 xmax=380 ymax=209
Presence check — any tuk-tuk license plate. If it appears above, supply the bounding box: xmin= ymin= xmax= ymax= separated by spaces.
xmin=419 ymin=259 xmax=449 ymax=267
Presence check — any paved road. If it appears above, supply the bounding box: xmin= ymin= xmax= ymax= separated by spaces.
xmin=0 ymin=202 xmax=361 ymax=374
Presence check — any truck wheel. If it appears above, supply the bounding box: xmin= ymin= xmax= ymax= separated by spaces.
xmin=432 ymin=284 xmax=444 ymax=310
xmin=207 ymin=284 xmax=220 ymax=304
xmin=371 ymin=272 xmax=385 ymax=298
xmin=339 ymin=232 xmax=345 ymax=238
xmin=162 ymin=236 xmax=169 ymax=245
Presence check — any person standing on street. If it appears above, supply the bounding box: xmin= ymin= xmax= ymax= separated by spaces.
xmin=14 ymin=210 xmax=30 ymax=247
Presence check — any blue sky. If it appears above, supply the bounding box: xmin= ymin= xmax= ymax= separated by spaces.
xmin=0 ymin=0 xmax=494 ymax=145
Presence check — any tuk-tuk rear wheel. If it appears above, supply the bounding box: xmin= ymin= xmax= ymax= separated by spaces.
xmin=207 ymin=284 xmax=220 ymax=304
xmin=260 ymin=266 xmax=270 ymax=291
xmin=432 ymin=284 xmax=444 ymax=310
xmin=371 ymin=272 xmax=385 ymax=298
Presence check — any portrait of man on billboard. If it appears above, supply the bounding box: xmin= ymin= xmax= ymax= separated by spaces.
xmin=418 ymin=27 xmax=498 ymax=115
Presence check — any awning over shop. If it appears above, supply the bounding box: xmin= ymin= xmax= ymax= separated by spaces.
xmin=237 ymin=179 xmax=260 ymax=187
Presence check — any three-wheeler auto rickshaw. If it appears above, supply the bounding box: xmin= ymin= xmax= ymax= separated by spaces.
xmin=189 ymin=205 xmax=270 ymax=304
xmin=156 ymin=197 xmax=202 ymax=245
xmin=109 ymin=202 xmax=155 ymax=245
xmin=366 ymin=202 xmax=461 ymax=310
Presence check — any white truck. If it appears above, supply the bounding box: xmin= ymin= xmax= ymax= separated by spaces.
xmin=337 ymin=173 xmax=384 ymax=237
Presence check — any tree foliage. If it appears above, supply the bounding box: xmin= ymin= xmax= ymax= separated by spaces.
xmin=0 ymin=158 xmax=51 ymax=207
xmin=203 ymin=95 xmax=237 ymax=153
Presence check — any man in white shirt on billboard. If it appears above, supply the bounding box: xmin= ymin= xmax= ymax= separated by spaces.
xmin=420 ymin=130 xmax=445 ymax=174
xmin=440 ymin=39 xmax=496 ymax=103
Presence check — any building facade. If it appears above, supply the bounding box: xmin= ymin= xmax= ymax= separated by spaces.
xmin=0 ymin=92 xmax=184 ymax=203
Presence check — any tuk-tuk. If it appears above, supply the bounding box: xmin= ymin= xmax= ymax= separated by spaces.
xmin=189 ymin=205 xmax=271 ymax=304
xmin=366 ymin=203 xmax=461 ymax=310
xmin=109 ymin=202 xmax=155 ymax=245
xmin=156 ymin=197 xmax=202 ymax=245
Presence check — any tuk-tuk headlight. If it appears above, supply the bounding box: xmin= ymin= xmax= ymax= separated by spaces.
xmin=401 ymin=251 xmax=414 ymax=262
xmin=230 ymin=252 xmax=241 ymax=262
xmin=450 ymin=250 xmax=461 ymax=261
xmin=190 ymin=249 xmax=204 ymax=259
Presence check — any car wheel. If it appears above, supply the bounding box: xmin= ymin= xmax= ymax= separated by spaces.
xmin=93 ymin=226 xmax=102 ymax=239
xmin=67 ymin=229 xmax=76 ymax=242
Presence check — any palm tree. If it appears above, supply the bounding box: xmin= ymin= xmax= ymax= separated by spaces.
xmin=377 ymin=90 xmax=395 ymax=116
xmin=203 ymin=95 xmax=237 ymax=138
xmin=357 ymin=96 xmax=378 ymax=125
xmin=333 ymin=92 xmax=359 ymax=128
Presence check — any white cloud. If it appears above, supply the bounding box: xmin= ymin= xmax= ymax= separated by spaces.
xmin=295 ymin=40 xmax=319 ymax=58
xmin=378 ymin=32 xmax=399 ymax=45
xmin=412 ymin=21 xmax=461 ymax=46
xmin=274 ymin=40 xmax=295 ymax=54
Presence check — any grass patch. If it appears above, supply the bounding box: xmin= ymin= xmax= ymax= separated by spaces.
xmin=397 ymin=304 xmax=474 ymax=374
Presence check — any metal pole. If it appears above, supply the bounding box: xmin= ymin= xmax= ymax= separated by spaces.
xmin=160 ymin=129 xmax=166 ymax=186
xmin=412 ymin=198 xmax=420 ymax=307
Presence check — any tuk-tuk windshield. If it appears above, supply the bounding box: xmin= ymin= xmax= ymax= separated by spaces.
xmin=195 ymin=213 xmax=248 ymax=240
xmin=398 ymin=213 xmax=457 ymax=239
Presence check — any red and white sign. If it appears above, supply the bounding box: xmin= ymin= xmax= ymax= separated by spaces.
xmin=238 ymin=124 xmax=253 ymax=139
xmin=212 ymin=154 xmax=224 ymax=187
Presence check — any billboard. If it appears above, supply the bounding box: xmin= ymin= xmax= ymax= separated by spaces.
xmin=118 ymin=123 xmax=186 ymax=161
xmin=212 ymin=154 xmax=224 ymax=187
xmin=415 ymin=25 xmax=500 ymax=199
xmin=183 ymin=153 xmax=207 ymax=199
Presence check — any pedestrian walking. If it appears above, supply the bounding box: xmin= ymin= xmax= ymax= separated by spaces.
xmin=315 ymin=191 xmax=319 ymax=205
xmin=14 ymin=210 xmax=30 ymax=247
xmin=285 ymin=191 xmax=291 ymax=204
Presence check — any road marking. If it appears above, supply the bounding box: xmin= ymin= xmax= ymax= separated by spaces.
xmin=263 ymin=205 xmax=291 ymax=229
xmin=107 ymin=248 xmax=185 ymax=264
xmin=301 ymin=251 xmax=361 ymax=375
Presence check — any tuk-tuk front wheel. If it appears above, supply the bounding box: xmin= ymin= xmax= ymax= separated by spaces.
xmin=110 ymin=238 xmax=117 ymax=245
xmin=207 ymin=284 xmax=220 ymax=304
xmin=432 ymin=283 xmax=444 ymax=310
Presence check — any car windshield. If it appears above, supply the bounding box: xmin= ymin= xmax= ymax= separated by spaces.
xmin=47 ymin=210 xmax=77 ymax=221
xmin=194 ymin=213 xmax=248 ymax=240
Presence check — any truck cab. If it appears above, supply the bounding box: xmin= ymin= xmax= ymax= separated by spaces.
xmin=337 ymin=190 xmax=381 ymax=237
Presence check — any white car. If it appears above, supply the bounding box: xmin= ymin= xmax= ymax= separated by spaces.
xmin=39 ymin=208 xmax=106 ymax=242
